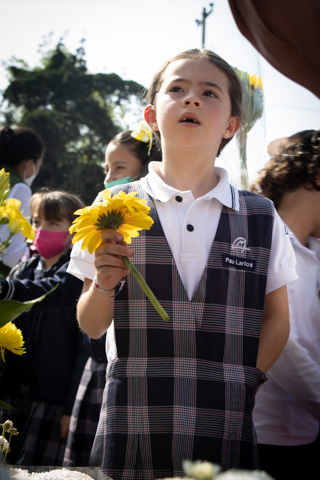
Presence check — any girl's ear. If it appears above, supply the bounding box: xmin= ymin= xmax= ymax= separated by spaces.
xmin=144 ymin=104 xmax=158 ymax=131
xmin=224 ymin=116 xmax=241 ymax=138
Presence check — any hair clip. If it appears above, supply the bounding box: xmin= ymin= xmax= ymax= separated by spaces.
xmin=130 ymin=120 xmax=153 ymax=155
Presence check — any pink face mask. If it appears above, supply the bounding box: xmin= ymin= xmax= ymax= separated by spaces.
xmin=33 ymin=228 xmax=70 ymax=259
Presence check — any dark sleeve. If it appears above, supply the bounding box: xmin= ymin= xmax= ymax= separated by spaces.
xmin=63 ymin=331 xmax=89 ymax=416
xmin=0 ymin=261 xmax=83 ymax=309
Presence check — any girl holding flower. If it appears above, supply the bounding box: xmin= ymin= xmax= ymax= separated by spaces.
xmin=68 ymin=49 xmax=297 ymax=478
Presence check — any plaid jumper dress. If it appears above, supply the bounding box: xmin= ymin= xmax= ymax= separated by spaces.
xmin=91 ymin=182 xmax=274 ymax=479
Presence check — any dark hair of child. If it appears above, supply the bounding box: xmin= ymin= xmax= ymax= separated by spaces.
xmin=30 ymin=189 xmax=84 ymax=224
xmin=0 ymin=126 xmax=45 ymax=166
xmin=251 ymin=129 xmax=320 ymax=208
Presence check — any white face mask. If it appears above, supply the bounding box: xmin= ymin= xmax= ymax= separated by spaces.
xmin=24 ymin=163 xmax=37 ymax=187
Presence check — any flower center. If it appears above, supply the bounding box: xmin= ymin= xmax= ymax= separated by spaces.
xmin=95 ymin=210 xmax=125 ymax=231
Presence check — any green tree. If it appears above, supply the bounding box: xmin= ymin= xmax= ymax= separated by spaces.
xmin=0 ymin=41 xmax=145 ymax=204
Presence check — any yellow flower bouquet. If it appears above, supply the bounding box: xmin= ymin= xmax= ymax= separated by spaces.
xmin=0 ymin=169 xmax=35 ymax=261
xmin=234 ymin=69 xmax=264 ymax=189
xmin=70 ymin=188 xmax=169 ymax=321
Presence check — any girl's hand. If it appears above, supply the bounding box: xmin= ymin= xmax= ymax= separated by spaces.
xmin=61 ymin=415 xmax=70 ymax=438
xmin=94 ymin=228 xmax=134 ymax=291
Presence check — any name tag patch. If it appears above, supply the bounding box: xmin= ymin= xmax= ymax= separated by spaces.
xmin=223 ymin=254 xmax=256 ymax=271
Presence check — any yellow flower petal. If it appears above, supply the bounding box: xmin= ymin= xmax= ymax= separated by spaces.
xmin=0 ymin=168 xmax=10 ymax=205
xmin=0 ymin=322 xmax=26 ymax=362
xmin=1 ymin=199 xmax=35 ymax=241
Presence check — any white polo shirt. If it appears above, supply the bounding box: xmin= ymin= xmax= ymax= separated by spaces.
xmin=68 ymin=162 xmax=297 ymax=300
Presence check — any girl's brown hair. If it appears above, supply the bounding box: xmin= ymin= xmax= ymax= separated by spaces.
xmin=251 ymin=129 xmax=320 ymax=208
xmin=30 ymin=189 xmax=84 ymax=225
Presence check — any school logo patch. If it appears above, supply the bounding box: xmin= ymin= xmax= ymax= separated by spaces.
xmin=231 ymin=236 xmax=251 ymax=253
xmin=223 ymin=237 xmax=255 ymax=271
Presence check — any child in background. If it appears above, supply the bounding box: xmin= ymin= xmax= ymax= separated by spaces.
xmin=68 ymin=49 xmax=297 ymax=478
xmin=0 ymin=126 xmax=44 ymax=275
xmin=63 ymin=122 xmax=160 ymax=467
xmin=0 ymin=189 xmax=88 ymax=466
xmin=251 ymin=129 xmax=320 ymax=480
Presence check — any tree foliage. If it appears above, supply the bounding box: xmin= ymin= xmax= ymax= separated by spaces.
xmin=0 ymin=42 xmax=146 ymax=204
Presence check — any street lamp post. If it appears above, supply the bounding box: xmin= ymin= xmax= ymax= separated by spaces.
xmin=195 ymin=3 xmax=214 ymax=49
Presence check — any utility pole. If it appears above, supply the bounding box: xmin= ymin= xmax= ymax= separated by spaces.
xmin=195 ymin=3 xmax=214 ymax=49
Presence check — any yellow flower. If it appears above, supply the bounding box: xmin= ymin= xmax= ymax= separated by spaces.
xmin=249 ymin=73 xmax=262 ymax=90
xmin=0 ymin=322 xmax=26 ymax=362
xmin=70 ymin=189 xmax=154 ymax=254
xmin=0 ymin=169 xmax=10 ymax=206
xmin=70 ymin=189 xmax=169 ymax=321
xmin=1 ymin=198 xmax=35 ymax=242
xmin=130 ymin=120 xmax=153 ymax=155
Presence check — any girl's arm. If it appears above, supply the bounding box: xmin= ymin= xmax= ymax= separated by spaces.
xmin=256 ymin=285 xmax=290 ymax=373
xmin=76 ymin=228 xmax=134 ymax=339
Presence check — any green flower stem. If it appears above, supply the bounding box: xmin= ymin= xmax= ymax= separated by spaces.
xmin=122 ymin=255 xmax=169 ymax=322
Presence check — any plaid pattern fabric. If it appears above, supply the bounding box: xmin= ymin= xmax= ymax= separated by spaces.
xmin=91 ymin=183 xmax=273 ymax=479
xmin=63 ymin=358 xmax=107 ymax=467
xmin=14 ymin=402 xmax=67 ymax=466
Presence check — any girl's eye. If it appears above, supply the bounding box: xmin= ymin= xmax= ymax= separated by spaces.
xmin=169 ymin=86 xmax=183 ymax=93
xmin=204 ymin=90 xmax=217 ymax=98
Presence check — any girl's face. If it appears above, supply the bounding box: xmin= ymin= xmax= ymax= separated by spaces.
xmin=32 ymin=211 xmax=71 ymax=235
xmin=104 ymin=142 xmax=143 ymax=184
xmin=145 ymin=58 xmax=240 ymax=155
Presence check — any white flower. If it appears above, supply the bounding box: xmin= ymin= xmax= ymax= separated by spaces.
xmin=0 ymin=435 xmax=9 ymax=452
xmin=217 ymin=470 xmax=275 ymax=480
xmin=9 ymin=468 xmax=95 ymax=480
xmin=183 ymin=460 xmax=221 ymax=480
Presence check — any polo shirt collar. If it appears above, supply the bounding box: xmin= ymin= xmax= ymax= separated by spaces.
xmin=141 ymin=161 xmax=239 ymax=210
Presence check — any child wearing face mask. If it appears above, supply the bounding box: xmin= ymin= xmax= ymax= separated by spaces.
xmin=0 ymin=189 xmax=89 ymax=466
xmin=0 ymin=126 xmax=45 ymax=275
xmin=103 ymin=123 xmax=161 ymax=189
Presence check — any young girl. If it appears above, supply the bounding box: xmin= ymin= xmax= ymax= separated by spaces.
xmin=0 ymin=126 xmax=45 ymax=275
xmin=0 ymin=189 xmax=88 ymax=466
xmin=68 ymin=49 xmax=297 ymax=478
xmin=63 ymin=124 xmax=160 ymax=467
xmin=103 ymin=126 xmax=161 ymax=189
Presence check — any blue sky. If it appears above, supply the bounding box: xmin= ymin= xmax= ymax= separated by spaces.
xmin=1 ymin=0 xmax=319 ymax=185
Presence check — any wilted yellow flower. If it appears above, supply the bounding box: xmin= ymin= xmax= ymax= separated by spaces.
xmin=0 ymin=321 xmax=26 ymax=362
xmin=0 ymin=198 xmax=35 ymax=242
xmin=234 ymin=67 xmax=264 ymax=188
xmin=70 ymin=189 xmax=154 ymax=254
xmin=0 ymin=169 xmax=10 ymax=205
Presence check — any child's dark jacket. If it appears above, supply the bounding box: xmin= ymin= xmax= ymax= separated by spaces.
xmin=1 ymin=252 xmax=88 ymax=415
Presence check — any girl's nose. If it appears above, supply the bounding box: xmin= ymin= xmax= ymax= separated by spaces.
xmin=183 ymin=94 xmax=201 ymax=108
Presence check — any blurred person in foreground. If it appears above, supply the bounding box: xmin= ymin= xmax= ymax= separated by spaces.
xmin=251 ymin=129 xmax=320 ymax=480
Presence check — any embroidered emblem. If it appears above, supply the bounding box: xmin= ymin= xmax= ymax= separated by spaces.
xmin=231 ymin=236 xmax=251 ymax=253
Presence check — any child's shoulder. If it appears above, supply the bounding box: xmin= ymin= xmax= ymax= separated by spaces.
xmin=8 ymin=254 xmax=40 ymax=280
xmin=237 ymin=188 xmax=275 ymax=213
